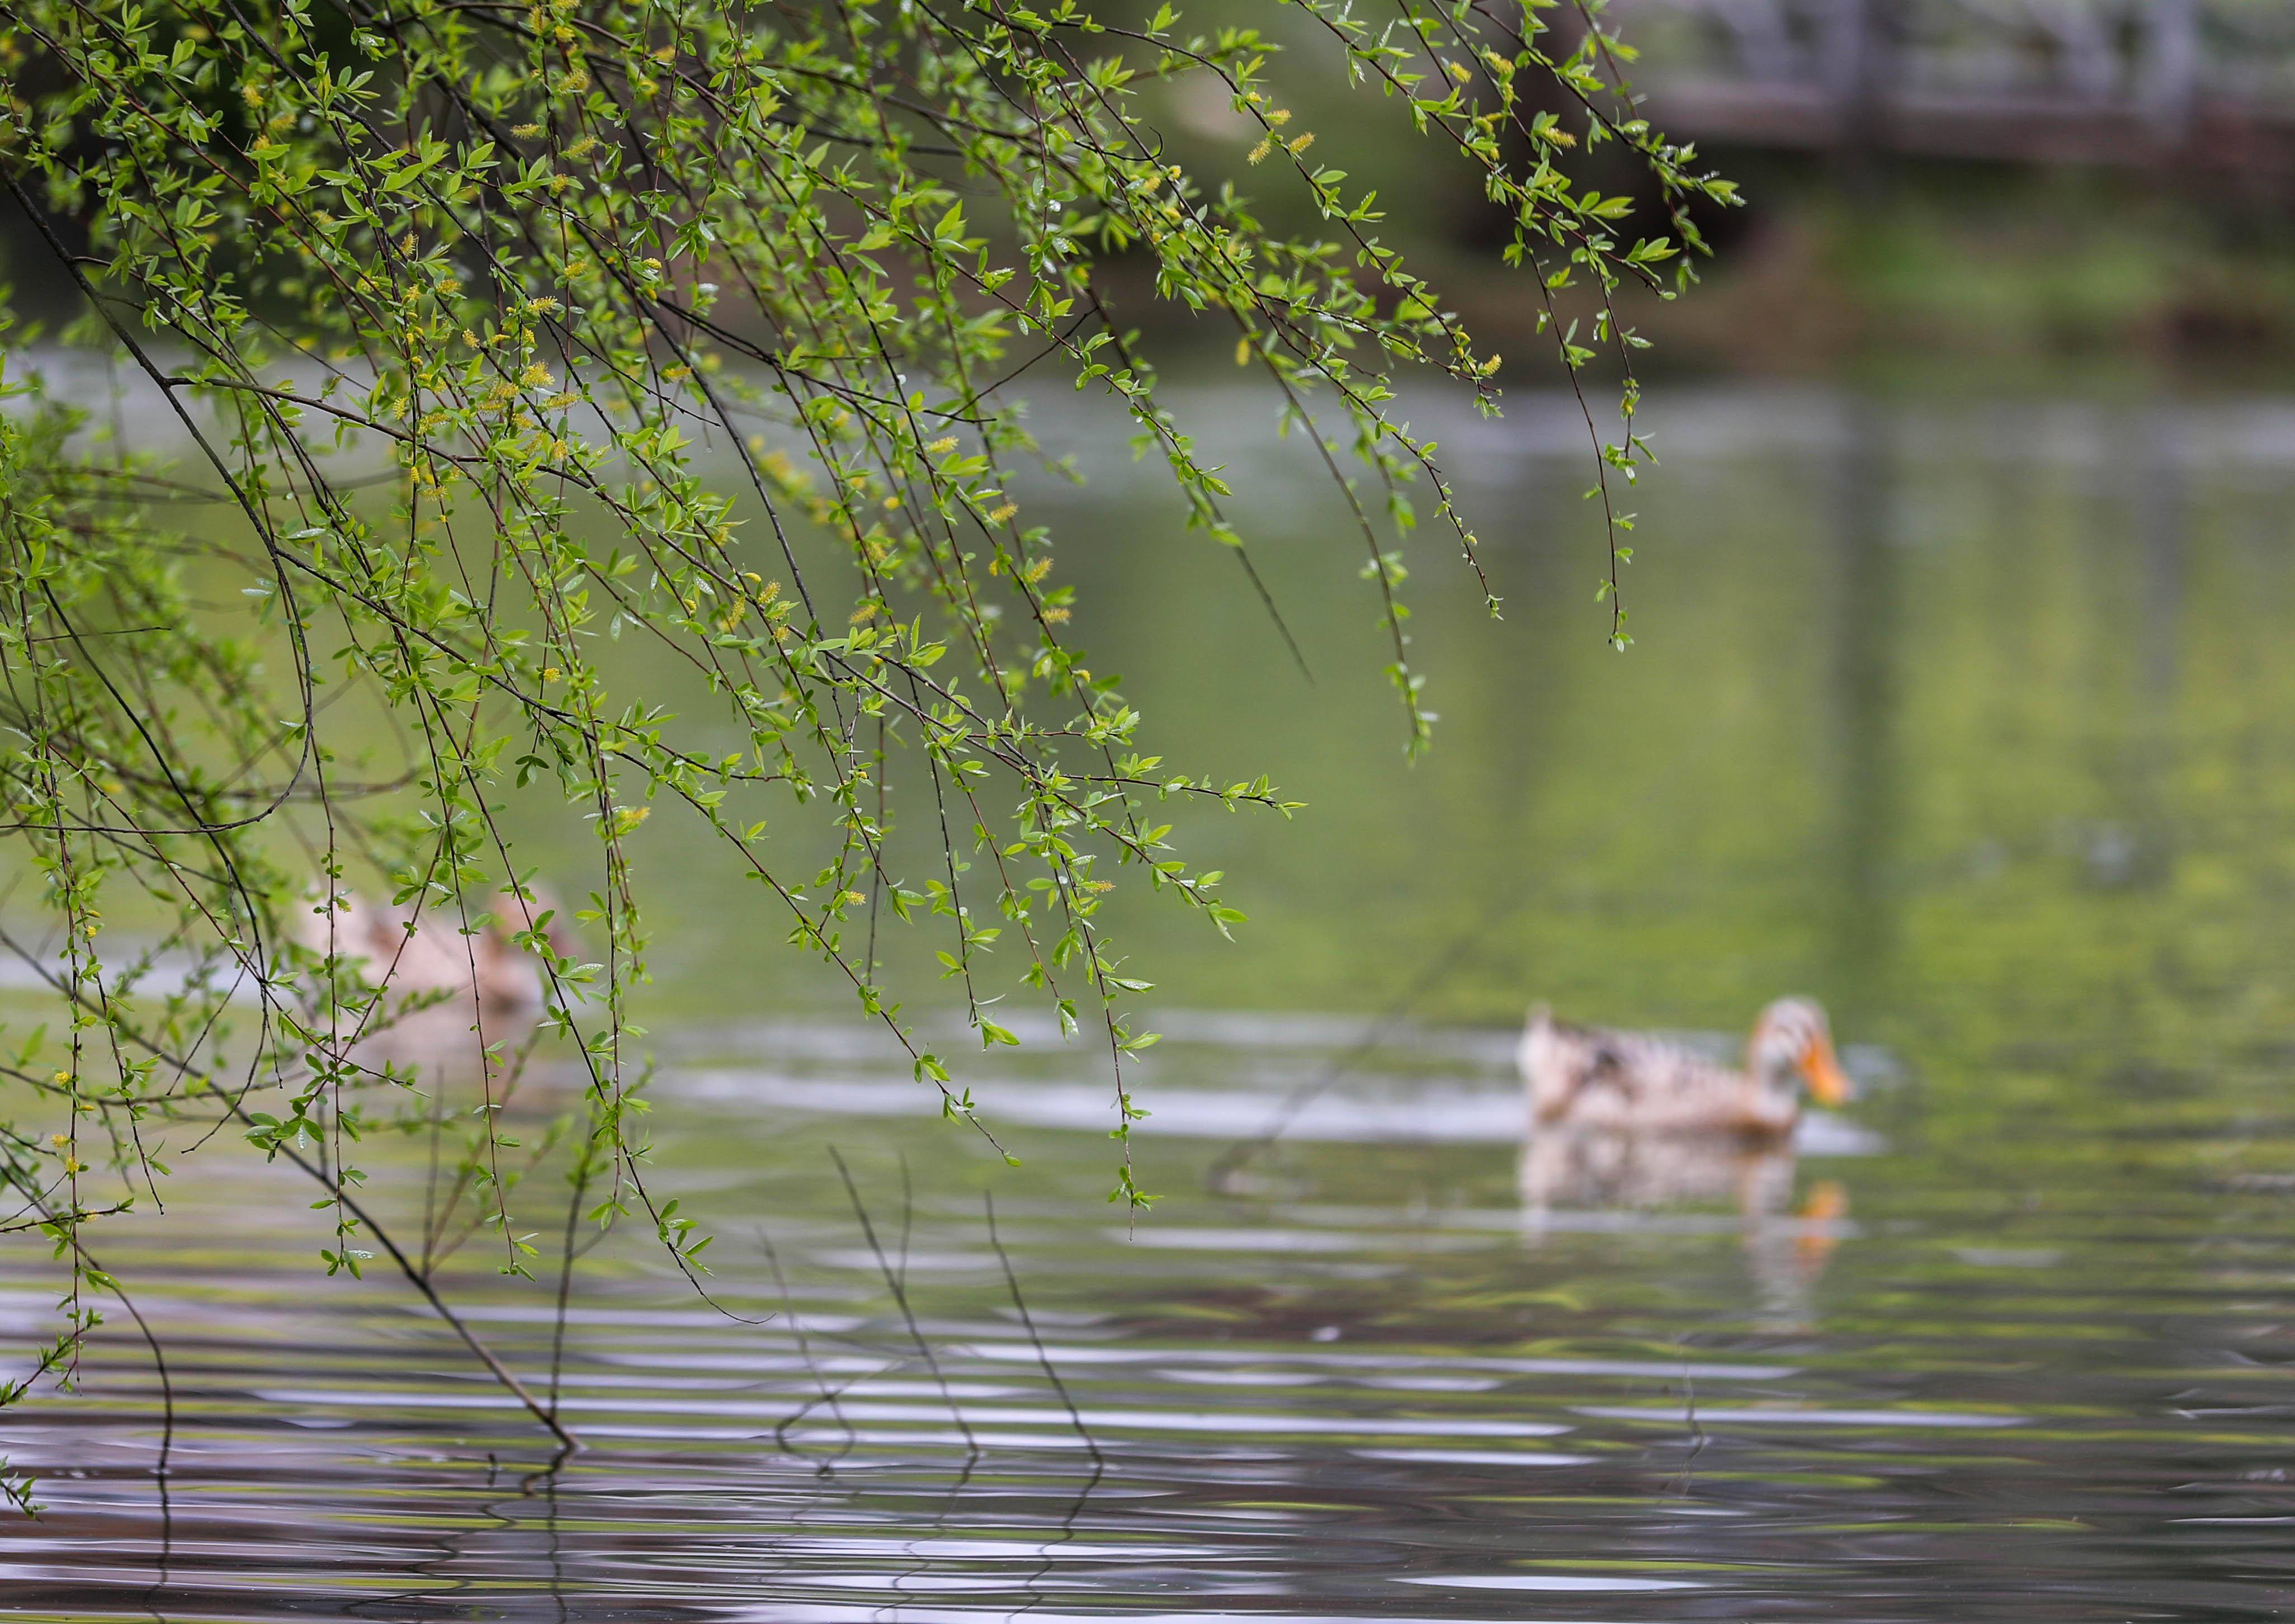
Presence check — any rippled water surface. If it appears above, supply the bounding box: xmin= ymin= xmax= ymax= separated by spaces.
xmin=8 ymin=1023 xmax=2295 ymax=1621
xmin=10 ymin=380 xmax=2295 ymax=1618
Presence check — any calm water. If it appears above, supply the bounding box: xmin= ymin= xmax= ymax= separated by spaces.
xmin=7 ymin=378 xmax=2295 ymax=1618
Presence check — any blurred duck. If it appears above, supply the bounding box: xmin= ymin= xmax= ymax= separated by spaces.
xmin=294 ymin=884 xmax=574 ymax=1021
xmin=1519 ymin=997 xmax=1852 ymax=1138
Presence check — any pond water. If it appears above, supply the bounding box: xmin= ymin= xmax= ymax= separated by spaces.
xmin=7 ymin=377 xmax=2295 ymax=1619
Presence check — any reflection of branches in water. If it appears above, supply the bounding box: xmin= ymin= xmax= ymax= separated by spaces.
xmin=140 ymin=1431 xmax=172 ymax=1624
xmin=763 ymin=1225 xmax=861 ymax=1470
xmin=899 ymin=1444 xmax=983 ymax=1612
xmin=365 ymin=1444 xmax=530 ymax=1623
xmin=1669 ymin=1366 xmax=1707 ymax=1498
xmin=1020 ymin=1450 xmax=1108 ymax=1617
xmin=988 ymin=1190 xmax=1108 ymax=1615
xmin=747 ymin=1175 xmax=1108 ymax=1608
xmin=985 ymin=1192 xmax=1104 ymax=1472
xmin=101 ymin=1262 xmax=175 ymax=1494
xmin=122 ymin=1273 xmax=176 ymax=1623
xmin=538 ymin=1460 xmax=570 ymax=1624
xmin=831 ymin=1147 xmax=978 ymax=1458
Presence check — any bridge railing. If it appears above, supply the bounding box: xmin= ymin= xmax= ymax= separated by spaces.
xmin=1604 ymin=0 xmax=2295 ymax=160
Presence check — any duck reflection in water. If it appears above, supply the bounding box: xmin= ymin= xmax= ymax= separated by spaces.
xmin=1517 ymin=999 xmax=1856 ymax=1321
xmin=292 ymin=883 xmax=577 ymax=1080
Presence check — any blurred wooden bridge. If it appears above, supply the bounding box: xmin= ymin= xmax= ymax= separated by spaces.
xmin=1609 ymin=0 xmax=2295 ymax=168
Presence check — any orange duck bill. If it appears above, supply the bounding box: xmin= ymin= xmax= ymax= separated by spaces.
xmin=1801 ymin=1036 xmax=1853 ymax=1107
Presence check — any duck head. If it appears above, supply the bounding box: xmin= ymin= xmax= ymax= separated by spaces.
xmin=1748 ymin=997 xmax=1852 ymax=1107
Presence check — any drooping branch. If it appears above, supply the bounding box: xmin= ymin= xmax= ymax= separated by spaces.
xmin=0 ymin=0 xmax=1725 ymax=1461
